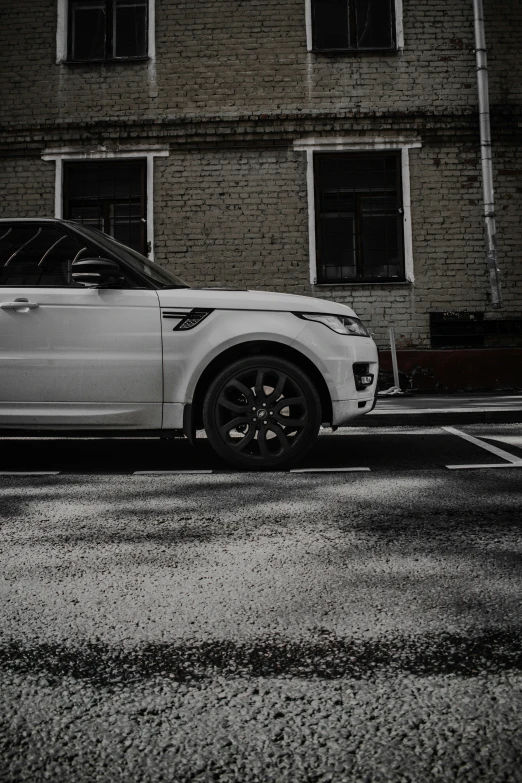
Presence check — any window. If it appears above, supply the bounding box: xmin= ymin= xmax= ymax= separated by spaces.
xmin=314 ymin=152 xmax=404 ymax=283
xmin=311 ymin=0 xmax=396 ymax=52
xmin=68 ymin=0 xmax=148 ymax=61
xmin=0 ymin=224 xmax=92 ymax=286
xmin=63 ymin=160 xmax=147 ymax=255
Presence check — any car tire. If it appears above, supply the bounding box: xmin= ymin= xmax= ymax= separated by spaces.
xmin=203 ymin=355 xmax=322 ymax=471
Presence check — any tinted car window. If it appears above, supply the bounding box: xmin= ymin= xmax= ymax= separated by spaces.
xmin=0 ymin=224 xmax=143 ymax=288
xmin=0 ymin=225 xmax=92 ymax=286
xmin=70 ymin=223 xmax=189 ymax=288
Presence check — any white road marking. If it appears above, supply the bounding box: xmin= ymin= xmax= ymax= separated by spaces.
xmin=476 ymin=434 xmax=522 ymax=447
xmin=0 ymin=471 xmax=61 ymax=476
xmin=443 ymin=425 xmax=522 ymax=469
xmin=446 ymin=463 xmax=522 ymax=470
xmin=290 ymin=467 xmax=371 ymax=473
xmin=133 ymin=470 xmax=213 ymax=475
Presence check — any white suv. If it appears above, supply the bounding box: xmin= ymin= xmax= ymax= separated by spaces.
xmin=0 ymin=219 xmax=378 ymax=469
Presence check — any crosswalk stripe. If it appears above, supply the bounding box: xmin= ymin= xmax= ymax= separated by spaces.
xmin=479 ymin=434 xmax=522 ymax=447
xmin=133 ymin=470 xmax=213 ymax=475
xmin=442 ymin=425 xmax=522 ymax=466
xmin=446 ymin=463 xmax=522 ymax=470
xmin=290 ymin=467 xmax=370 ymax=473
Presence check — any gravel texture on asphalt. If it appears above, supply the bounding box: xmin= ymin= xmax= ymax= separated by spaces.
xmin=2 ymin=672 xmax=521 ymax=783
xmin=1 ymin=464 xmax=522 ymax=782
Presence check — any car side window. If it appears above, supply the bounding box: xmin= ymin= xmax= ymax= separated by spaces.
xmin=0 ymin=224 xmax=133 ymax=287
xmin=0 ymin=225 xmax=89 ymax=286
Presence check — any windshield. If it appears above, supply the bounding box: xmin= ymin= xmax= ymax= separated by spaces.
xmin=69 ymin=223 xmax=190 ymax=289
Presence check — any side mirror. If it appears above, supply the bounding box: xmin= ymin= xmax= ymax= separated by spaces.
xmin=71 ymin=258 xmax=124 ymax=287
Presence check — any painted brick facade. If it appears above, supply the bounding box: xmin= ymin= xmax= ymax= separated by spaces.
xmin=1 ymin=0 xmax=521 ymax=358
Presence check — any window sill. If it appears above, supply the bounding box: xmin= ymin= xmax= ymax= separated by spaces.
xmin=315 ymin=280 xmax=412 ymax=287
xmin=64 ymin=56 xmax=150 ymax=65
xmin=310 ymin=47 xmax=399 ymax=56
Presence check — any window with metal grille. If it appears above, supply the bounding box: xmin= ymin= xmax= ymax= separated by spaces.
xmin=63 ymin=160 xmax=147 ymax=255
xmin=314 ymin=152 xmax=404 ymax=284
xmin=68 ymin=0 xmax=148 ymax=61
xmin=312 ymin=0 xmax=396 ymax=52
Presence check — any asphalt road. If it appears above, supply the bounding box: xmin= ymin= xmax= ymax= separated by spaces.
xmin=2 ymin=421 xmax=522 ymax=473
xmin=1 ymin=425 xmax=522 ymax=782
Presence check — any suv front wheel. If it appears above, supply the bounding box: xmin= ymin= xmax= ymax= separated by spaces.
xmin=203 ymin=355 xmax=322 ymax=470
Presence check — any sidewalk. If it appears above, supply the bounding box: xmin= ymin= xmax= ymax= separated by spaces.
xmin=358 ymin=394 xmax=522 ymax=427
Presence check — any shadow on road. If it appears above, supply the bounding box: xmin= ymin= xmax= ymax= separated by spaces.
xmin=0 ymin=430 xmax=503 ymax=472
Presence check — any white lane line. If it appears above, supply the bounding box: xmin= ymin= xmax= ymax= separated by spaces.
xmin=447 ymin=463 xmax=522 ymax=471
xmin=0 ymin=471 xmax=61 ymax=476
xmin=478 ymin=434 xmax=522 ymax=447
xmin=133 ymin=470 xmax=213 ymax=475
xmin=290 ymin=467 xmax=371 ymax=473
xmin=443 ymin=425 xmax=522 ymax=469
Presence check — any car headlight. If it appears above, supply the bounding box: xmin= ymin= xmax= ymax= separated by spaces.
xmin=295 ymin=312 xmax=371 ymax=337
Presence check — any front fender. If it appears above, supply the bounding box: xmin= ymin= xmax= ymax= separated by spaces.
xmin=162 ymin=310 xmax=311 ymax=407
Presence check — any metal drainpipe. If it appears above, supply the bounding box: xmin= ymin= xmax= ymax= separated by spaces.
xmin=473 ymin=0 xmax=502 ymax=308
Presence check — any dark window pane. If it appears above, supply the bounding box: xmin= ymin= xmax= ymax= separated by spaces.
xmin=71 ymin=0 xmax=106 ymax=60
xmin=0 ymin=226 xmax=89 ymax=287
xmin=64 ymin=161 xmax=146 ymax=255
xmin=313 ymin=0 xmax=349 ymax=49
xmin=110 ymin=202 xmax=142 ymax=248
xmin=322 ymin=190 xmax=355 ymax=215
xmin=355 ymin=0 xmax=394 ymax=49
xmin=320 ymin=215 xmax=356 ymax=280
xmin=114 ymin=0 xmax=147 ymax=57
xmin=320 ymin=156 xmax=392 ymax=191
xmin=361 ymin=194 xmax=399 ymax=215
xmin=361 ymin=214 xmax=400 ymax=277
xmin=68 ymin=205 xmax=104 ymax=231
xmin=315 ymin=153 xmax=403 ymax=283
xmin=312 ymin=0 xmax=394 ymax=51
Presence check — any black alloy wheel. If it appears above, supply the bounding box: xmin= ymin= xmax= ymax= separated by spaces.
xmin=203 ymin=355 xmax=322 ymax=470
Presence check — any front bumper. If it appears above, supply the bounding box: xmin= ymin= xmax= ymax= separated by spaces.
xmin=292 ymin=322 xmax=379 ymax=421
xmin=332 ymin=397 xmax=376 ymax=426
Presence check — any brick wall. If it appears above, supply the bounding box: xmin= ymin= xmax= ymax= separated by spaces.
xmin=1 ymin=140 xmax=520 ymax=350
xmin=154 ymin=148 xmax=309 ymax=292
xmin=0 ymin=0 xmax=521 ymax=352
xmin=153 ymin=141 xmax=522 ymax=349
xmin=0 ymin=157 xmax=55 ymax=217
xmin=2 ymin=0 xmax=521 ymax=125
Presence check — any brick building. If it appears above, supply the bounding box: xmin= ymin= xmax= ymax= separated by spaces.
xmin=1 ymin=0 xmax=521 ymax=390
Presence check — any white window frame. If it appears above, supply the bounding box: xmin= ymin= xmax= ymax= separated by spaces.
xmin=293 ymin=137 xmax=420 ymax=285
xmin=41 ymin=146 xmax=168 ymax=260
xmin=56 ymin=0 xmax=156 ymax=63
xmin=305 ymin=0 xmax=404 ymax=52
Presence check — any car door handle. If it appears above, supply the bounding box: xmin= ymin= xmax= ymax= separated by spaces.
xmin=0 ymin=300 xmax=39 ymax=310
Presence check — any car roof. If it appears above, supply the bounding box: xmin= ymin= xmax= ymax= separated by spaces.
xmin=0 ymin=218 xmax=66 ymax=223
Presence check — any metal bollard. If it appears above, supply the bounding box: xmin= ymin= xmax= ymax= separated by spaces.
xmin=388 ymin=326 xmax=401 ymax=391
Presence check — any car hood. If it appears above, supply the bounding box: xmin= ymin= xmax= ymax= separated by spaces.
xmin=157 ymin=288 xmax=358 ymax=317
